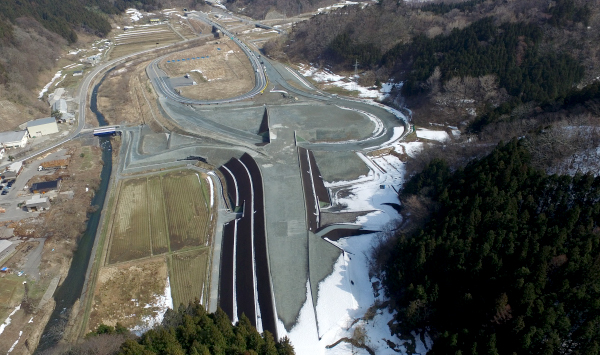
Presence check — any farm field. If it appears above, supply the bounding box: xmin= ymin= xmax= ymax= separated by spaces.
xmin=162 ymin=171 xmax=211 ymax=251
xmin=107 ymin=170 xmax=214 ymax=264
xmin=169 ymin=248 xmax=209 ymax=308
xmin=108 ymin=178 xmax=151 ymax=264
xmin=109 ymin=25 xmax=181 ymax=60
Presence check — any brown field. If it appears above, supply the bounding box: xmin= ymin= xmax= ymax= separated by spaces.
xmin=107 ymin=170 xmax=213 ymax=264
xmin=160 ymin=39 xmax=255 ymax=100
xmin=147 ymin=176 xmax=170 ymax=255
xmin=162 ymin=171 xmax=210 ymax=251
xmin=169 ymin=248 xmax=209 ymax=308
xmin=171 ymin=19 xmax=197 ymax=39
xmin=89 ymin=257 xmax=168 ymax=330
xmin=108 ymin=178 xmax=152 ymax=264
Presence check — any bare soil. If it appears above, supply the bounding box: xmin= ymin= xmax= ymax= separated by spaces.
xmin=88 ymin=256 xmax=168 ymax=331
xmin=160 ymin=39 xmax=255 ymax=100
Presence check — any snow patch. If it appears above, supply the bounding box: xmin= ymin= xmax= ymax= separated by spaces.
xmin=415 ymin=128 xmax=450 ymax=142
xmin=7 ymin=330 xmax=23 ymax=353
xmin=38 ymin=71 xmax=62 ymax=98
xmin=131 ymin=277 xmax=173 ymax=336
xmin=126 ymin=8 xmax=143 ymax=22
xmin=0 ymin=305 xmax=20 ymax=335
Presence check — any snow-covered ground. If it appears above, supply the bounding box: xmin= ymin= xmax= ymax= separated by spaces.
xmin=131 ymin=277 xmax=173 ymax=336
xmin=38 ymin=71 xmax=62 ymax=98
xmin=415 ymin=128 xmax=450 ymax=142
xmin=298 ymin=64 xmax=399 ymax=100
xmin=279 ymin=140 xmax=431 ymax=354
xmin=0 ymin=305 xmax=20 ymax=335
xmin=126 ymin=8 xmax=143 ymax=22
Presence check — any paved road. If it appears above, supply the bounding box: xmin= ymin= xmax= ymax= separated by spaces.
xmin=147 ymin=12 xmax=267 ymax=105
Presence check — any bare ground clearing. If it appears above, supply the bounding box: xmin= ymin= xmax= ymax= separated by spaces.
xmin=160 ymin=39 xmax=254 ymax=100
xmin=88 ymin=256 xmax=168 ymax=331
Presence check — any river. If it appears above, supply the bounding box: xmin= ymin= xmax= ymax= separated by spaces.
xmin=36 ymin=69 xmax=114 ymax=352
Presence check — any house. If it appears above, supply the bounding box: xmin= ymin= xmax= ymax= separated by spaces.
xmin=150 ymin=18 xmax=161 ymax=23
xmin=73 ymin=70 xmax=83 ymax=76
xmin=0 ymin=131 xmax=28 ymax=148
xmin=30 ymin=179 xmax=61 ymax=194
xmin=27 ymin=117 xmax=59 ymax=137
xmin=25 ymin=195 xmax=51 ymax=212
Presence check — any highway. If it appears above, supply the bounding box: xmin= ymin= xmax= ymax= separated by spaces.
xmin=146 ymin=11 xmax=267 ymax=105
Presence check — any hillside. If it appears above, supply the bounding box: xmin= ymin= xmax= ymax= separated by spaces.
xmin=380 ymin=140 xmax=600 ymax=354
xmin=223 ymin=0 xmax=337 ymax=19
xmin=267 ymin=0 xmax=600 ymax=131
xmin=0 ymin=0 xmax=203 ymax=130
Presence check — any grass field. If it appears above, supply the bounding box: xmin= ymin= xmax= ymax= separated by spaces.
xmin=0 ymin=276 xmax=24 ymax=320
xmin=107 ymin=170 xmax=213 ymax=264
xmin=169 ymin=248 xmax=209 ymax=308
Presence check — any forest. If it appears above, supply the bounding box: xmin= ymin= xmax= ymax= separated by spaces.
xmin=0 ymin=0 xmax=161 ymax=43
xmin=67 ymin=301 xmax=295 ymax=355
xmin=383 ymin=140 xmax=600 ymax=354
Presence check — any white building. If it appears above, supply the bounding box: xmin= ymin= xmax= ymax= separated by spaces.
xmin=27 ymin=117 xmax=59 ymax=137
xmin=0 ymin=131 xmax=28 ymax=148
xmin=0 ymin=147 xmax=4 ymax=160
xmin=52 ymin=99 xmax=68 ymax=118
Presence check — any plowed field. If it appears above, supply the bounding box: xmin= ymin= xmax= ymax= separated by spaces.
xmin=170 ymin=248 xmax=209 ymax=308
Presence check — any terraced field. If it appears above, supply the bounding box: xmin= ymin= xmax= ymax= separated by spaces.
xmin=109 ymin=25 xmax=182 ymax=60
xmin=170 ymin=248 xmax=209 ymax=308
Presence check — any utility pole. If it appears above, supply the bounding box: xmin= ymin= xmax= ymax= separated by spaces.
xmin=353 ymin=59 xmax=359 ymax=91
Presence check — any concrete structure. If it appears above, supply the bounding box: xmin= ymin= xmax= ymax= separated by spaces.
xmin=25 ymin=195 xmax=50 ymax=212
xmin=30 ymin=179 xmax=61 ymax=194
xmin=27 ymin=117 xmax=59 ymax=137
xmin=6 ymin=161 xmax=23 ymax=175
xmin=0 ymin=131 xmax=28 ymax=148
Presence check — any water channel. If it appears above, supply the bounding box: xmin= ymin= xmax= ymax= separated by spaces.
xmin=36 ymin=69 xmax=114 ymax=352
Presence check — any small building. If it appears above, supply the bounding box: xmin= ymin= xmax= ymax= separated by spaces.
xmin=27 ymin=117 xmax=59 ymax=137
xmin=52 ymin=99 xmax=68 ymax=115
xmin=6 ymin=161 xmax=23 ymax=176
xmin=150 ymin=18 xmax=161 ymax=23
xmin=40 ymin=159 xmax=69 ymax=170
xmin=30 ymin=179 xmax=61 ymax=194
xmin=25 ymin=195 xmax=51 ymax=212
xmin=73 ymin=70 xmax=83 ymax=76
xmin=0 ymin=131 xmax=28 ymax=148
xmin=85 ymin=55 xmax=101 ymax=66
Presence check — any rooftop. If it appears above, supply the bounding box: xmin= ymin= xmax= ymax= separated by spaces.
xmin=30 ymin=179 xmax=60 ymax=192
xmin=0 ymin=130 xmax=27 ymax=143
xmin=27 ymin=117 xmax=56 ymax=127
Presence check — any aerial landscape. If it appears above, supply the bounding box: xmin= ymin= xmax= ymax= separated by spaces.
xmin=0 ymin=0 xmax=600 ymax=354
